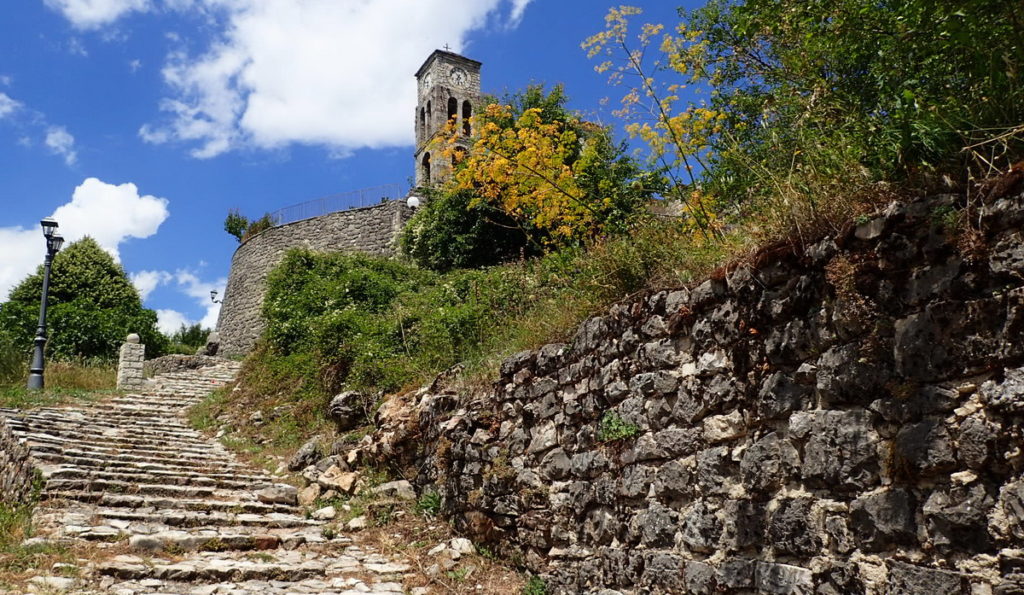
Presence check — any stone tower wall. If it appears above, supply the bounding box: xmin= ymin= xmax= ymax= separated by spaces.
xmin=216 ymin=200 xmax=414 ymax=357
xmin=414 ymin=51 xmax=482 ymax=187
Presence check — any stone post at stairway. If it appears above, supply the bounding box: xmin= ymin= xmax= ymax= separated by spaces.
xmin=116 ymin=333 xmax=146 ymax=391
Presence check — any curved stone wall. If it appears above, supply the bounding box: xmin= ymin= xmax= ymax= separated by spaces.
xmin=216 ymin=200 xmax=414 ymax=356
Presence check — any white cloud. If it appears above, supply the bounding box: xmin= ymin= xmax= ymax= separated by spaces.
xmin=45 ymin=126 xmax=78 ymax=165
xmin=508 ymin=0 xmax=533 ymax=27
xmin=0 ymin=93 xmax=21 ymax=119
xmin=0 ymin=227 xmax=47 ymax=304
xmin=174 ymin=270 xmax=224 ymax=329
xmin=43 ymin=0 xmax=151 ymax=30
xmin=129 ymin=58 xmax=142 ymax=73
xmin=66 ymin=37 xmax=89 ymax=57
xmin=0 ymin=178 xmax=170 ymax=300
xmin=130 ymin=269 xmax=172 ymax=300
xmin=142 ymin=0 xmax=533 ymax=158
xmin=155 ymin=308 xmax=190 ymax=335
xmin=148 ymin=269 xmax=224 ymax=334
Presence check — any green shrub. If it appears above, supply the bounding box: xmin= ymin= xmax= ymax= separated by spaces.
xmin=523 ymin=575 xmax=548 ymax=595
xmin=415 ymin=489 xmax=442 ymax=517
xmin=224 ymin=210 xmax=280 ymax=243
xmin=0 ymin=334 xmax=25 ymax=387
xmin=597 ymin=411 xmax=639 ymax=442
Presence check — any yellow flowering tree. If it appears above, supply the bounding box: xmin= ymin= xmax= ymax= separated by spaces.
xmin=436 ymin=84 xmax=652 ymax=247
xmin=583 ymin=6 xmax=725 ymax=239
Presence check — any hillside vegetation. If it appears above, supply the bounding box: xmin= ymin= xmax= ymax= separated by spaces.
xmin=212 ymin=0 xmax=1023 ymax=449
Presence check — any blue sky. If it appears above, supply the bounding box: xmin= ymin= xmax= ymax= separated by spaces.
xmin=0 ymin=0 xmax=691 ymax=334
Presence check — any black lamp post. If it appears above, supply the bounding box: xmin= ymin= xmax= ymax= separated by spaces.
xmin=27 ymin=218 xmax=64 ymax=391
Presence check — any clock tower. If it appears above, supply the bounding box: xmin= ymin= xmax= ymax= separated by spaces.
xmin=414 ymin=49 xmax=482 ymax=188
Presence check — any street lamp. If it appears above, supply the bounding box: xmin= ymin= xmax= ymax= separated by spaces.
xmin=27 ymin=218 xmax=64 ymax=390
xmin=210 ymin=290 xmax=222 ymax=304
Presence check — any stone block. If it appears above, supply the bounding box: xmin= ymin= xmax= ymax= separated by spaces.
xmin=922 ymin=483 xmax=995 ymax=553
xmin=886 ymin=560 xmax=970 ymax=595
xmin=892 ymin=420 xmax=956 ymax=478
xmin=639 ymin=553 xmax=682 ymax=591
xmin=755 ymin=562 xmax=814 ymax=594
xmin=792 ymin=410 xmax=879 ymax=491
xmin=740 ymin=432 xmax=799 ymax=493
xmin=850 ymin=488 xmax=917 ymax=551
xmin=681 ymin=500 xmax=720 ymax=553
xmin=682 ymin=560 xmax=717 ymax=594
xmin=768 ymin=498 xmax=820 ymax=556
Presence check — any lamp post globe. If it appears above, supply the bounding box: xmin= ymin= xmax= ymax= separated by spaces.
xmin=27 ymin=220 xmax=62 ymax=391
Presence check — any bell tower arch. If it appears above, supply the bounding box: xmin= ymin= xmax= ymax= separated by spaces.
xmin=413 ymin=49 xmax=481 ymax=188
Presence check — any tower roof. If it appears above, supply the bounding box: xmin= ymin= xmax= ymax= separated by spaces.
xmin=414 ymin=49 xmax=482 ymax=79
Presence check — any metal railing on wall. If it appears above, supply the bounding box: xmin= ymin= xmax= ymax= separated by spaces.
xmin=269 ymin=184 xmax=405 ymax=227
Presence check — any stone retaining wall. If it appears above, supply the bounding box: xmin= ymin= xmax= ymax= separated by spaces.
xmin=144 ymin=354 xmax=231 ymax=377
xmin=216 ymin=200 xmax=414 ymax=356
xmin=0 ymin=416 xmax=35 ymax=506
xmin=366 ymin=192 xmax=1024 ymax=593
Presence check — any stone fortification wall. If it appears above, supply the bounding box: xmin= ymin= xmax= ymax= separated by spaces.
xmin=0 ymin=416 xmax=35 ymax=505
xmin=365 ymin=192 xmax=1024 ymax=593
xmin=217 ymin=200 xmax=414 ymax=356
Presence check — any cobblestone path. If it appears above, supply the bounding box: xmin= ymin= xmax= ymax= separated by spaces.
xmin=1 ymin=362 xmax=413 ymax=594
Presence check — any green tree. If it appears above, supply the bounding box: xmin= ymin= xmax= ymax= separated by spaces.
xmin=224 ymin=209 xmax=249 ymax=242
xmin=224 ymin=209 xmax=278 ymax=243
xmin=400 ymin=186 xmax=543 ymax=273
xmin=0 ymin=237 xmax=167 ymax=360
xmin=168 ymin=323 xmax=211 ymax=353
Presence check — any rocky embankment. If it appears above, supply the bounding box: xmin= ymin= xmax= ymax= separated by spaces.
xmin=329 ymin=192 xmax=1024 ymax=594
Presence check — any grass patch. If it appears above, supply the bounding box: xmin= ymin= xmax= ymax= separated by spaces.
xmin=0 ymin=357 xmax=116 ymax=410
xmin=0 ymin=475 xmax=77 ymax=589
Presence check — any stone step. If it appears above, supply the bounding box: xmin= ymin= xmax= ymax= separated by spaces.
xmin=30 ymin=450 xmax=251 ymax=473
xmin=99 ymin=576 xmax=405 ymax=595
xmin=78 ymin=507 xmax=320 ymax=529
xmin=42 ymin=465 xmax=271 ymax=486
xmin=9 ymin=419 xmax=221 ymax=445
xmin=18 ymin=430 xmax=232 ymax=458
xmin=6 ymin=413 xmax=206 ymax=440
xmin=97 ymin=558 xmax=329 ymax=583
xmin=34 ymin=410 xmax=202 ymax=429
xmin=42 ymin=492 xmax=297 ymax=514
xmin=124 ymin=526 xmax=337 ymax=553
xmin=25 ymin=438 xmax=240 ymax=466
xmin=43 ymin=478 xmax=231 ymax=499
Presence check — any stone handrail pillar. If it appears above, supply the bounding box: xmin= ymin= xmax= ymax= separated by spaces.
xmin=116 ymin=333 xmax=146 ymax=391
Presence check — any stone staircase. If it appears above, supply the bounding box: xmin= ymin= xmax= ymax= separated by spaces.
xmin=1 ymin=362 xmax=413 ymax=594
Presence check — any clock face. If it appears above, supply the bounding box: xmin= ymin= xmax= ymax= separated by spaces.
xmin=450 ymin=67 xmax=468 ymax=87
xmin=421 ymin=72 xmax=433 ymax=90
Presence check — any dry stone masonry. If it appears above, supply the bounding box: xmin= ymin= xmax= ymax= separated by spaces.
xmin=0 ymin=359 xmax=416 ymax=594
xmin=362 ymin=192 xmax=1024 ymax=594
xmin=0 ymin=415 xmax=35 ymax=506
xmin=216 ymin=200 xmax=414 ymax=357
